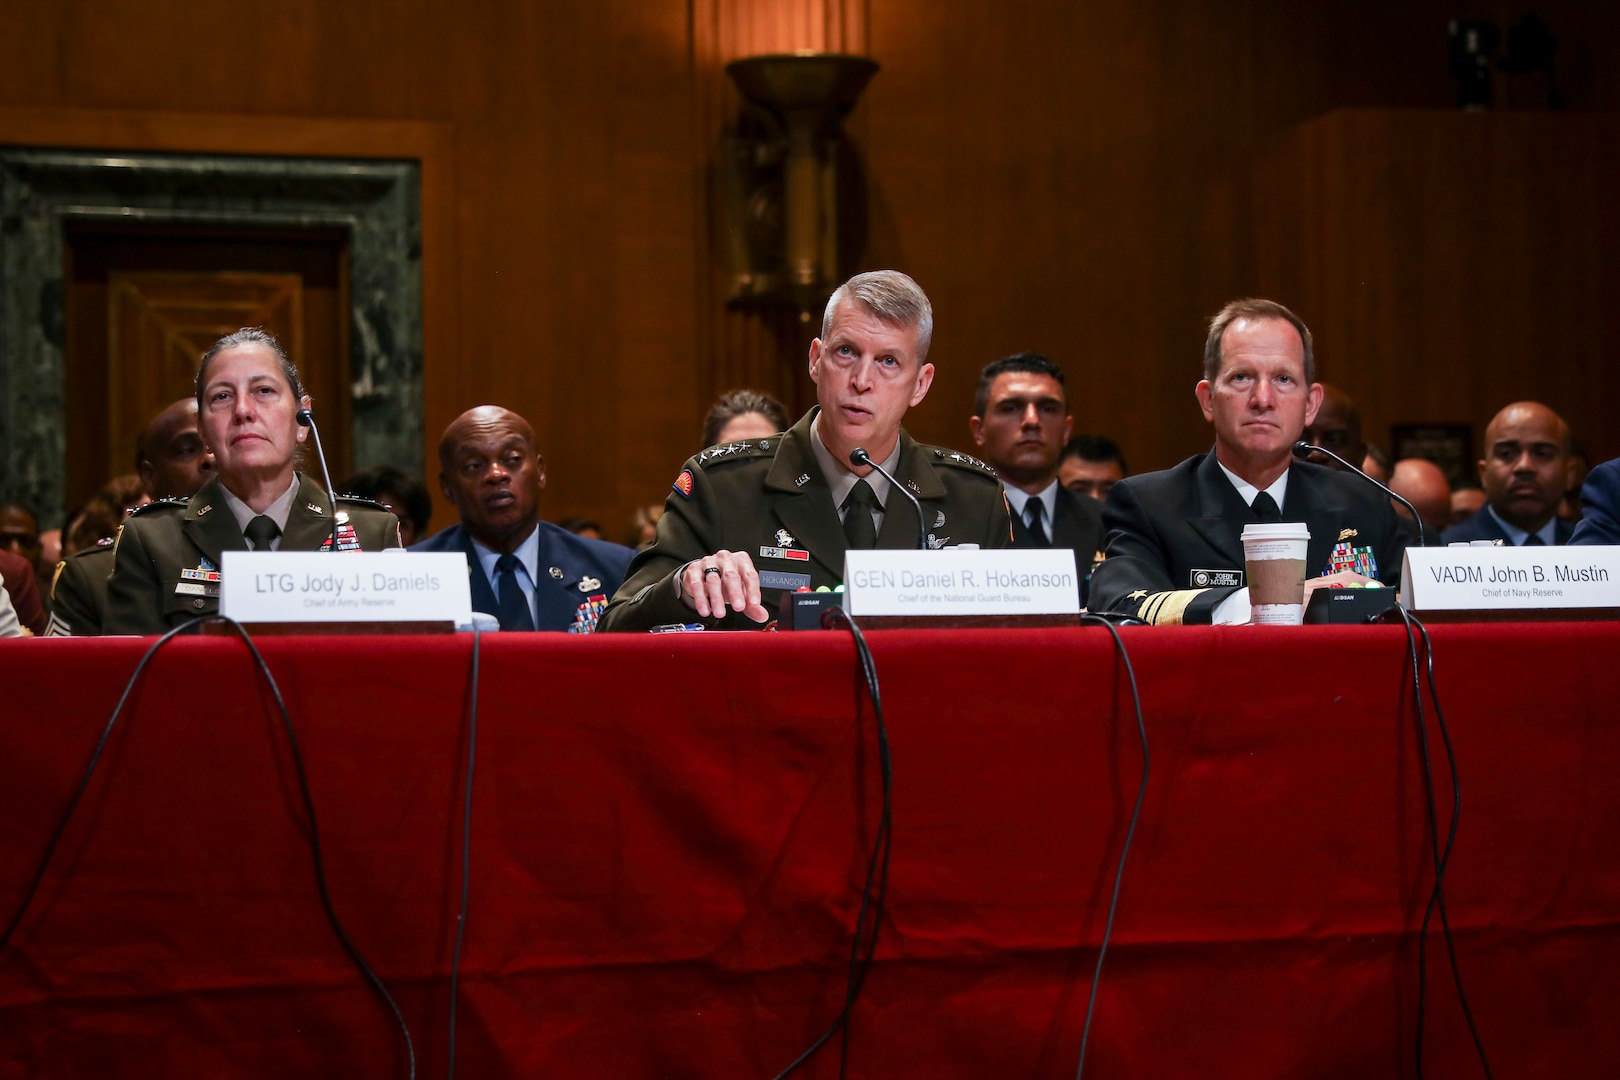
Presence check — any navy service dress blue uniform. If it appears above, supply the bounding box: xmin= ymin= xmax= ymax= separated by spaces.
xmin=597 ymin=408 xmax=1014 ymax=632
xmin=104 ymin=473 xmax=401 ymax=635
xmin=409 ymin=521 xmax=634 ymax=633
xmin=1088 ymin=451 xmax=1409 ymax=625
xmin=44 ymin=538 xmax=117 ymax=636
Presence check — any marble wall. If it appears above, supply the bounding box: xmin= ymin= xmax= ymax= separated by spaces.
xmin=0 ymin=149 xmax=421 ymax=527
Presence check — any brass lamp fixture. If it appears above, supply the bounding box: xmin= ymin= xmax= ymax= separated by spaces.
xmin=720 ymin=52 xmax=880 ymax=317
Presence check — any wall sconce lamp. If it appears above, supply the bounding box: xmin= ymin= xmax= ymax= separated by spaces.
xmin=719 ymin=52 xmax=880 ymax=319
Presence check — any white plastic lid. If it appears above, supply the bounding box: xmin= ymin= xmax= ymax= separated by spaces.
xmin=1239 ymin=522 xmax=1311 ymax=542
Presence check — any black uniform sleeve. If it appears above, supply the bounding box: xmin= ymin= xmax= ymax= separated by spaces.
xmin=1087 ymin=478 xmax=1234 ymax=625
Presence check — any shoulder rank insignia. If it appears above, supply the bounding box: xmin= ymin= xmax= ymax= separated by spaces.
xmin=774 ymin=529 xmax=795 ymax=548
xmin=673 ymin=469 xmax=694 ymax=498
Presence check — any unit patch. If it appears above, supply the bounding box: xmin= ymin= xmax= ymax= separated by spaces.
xmin=673 ymin=470 xmax=695 ymax=498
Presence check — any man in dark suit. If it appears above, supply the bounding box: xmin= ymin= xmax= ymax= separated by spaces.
xmin=412 ymin=406 xmax=634 ymax=632
xmin=1570 ymin=456 xmax=1620 ymax=546
xmin=968 ymin=353 xmax=1103 ymax=602
xmin=1440 ymin=402 xmax=1576 ymax=546
xmin=1090 ymin=298 xmax=1407 ymax=625
xmin=48 ymin=397 xmax=215 ymax=636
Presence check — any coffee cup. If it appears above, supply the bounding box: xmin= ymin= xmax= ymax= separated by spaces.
xmin=1240 ymin=522 xmax=1311 ymax=625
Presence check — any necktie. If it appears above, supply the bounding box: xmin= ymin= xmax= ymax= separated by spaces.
xmin=1251 ymin=491 xmax=1282 ymax=523
xmin=1023 ymin=499 xmax=1050 ymax=546
xmin=1522 ymin=534 xmax=1546 ymax=546
xmin=244 ymin=515 xmax=281 ymax=551
xmin=494 ymin=553 xmax=536 ymax=632
xmin=842 ymin=480 xmax=880 ymax=550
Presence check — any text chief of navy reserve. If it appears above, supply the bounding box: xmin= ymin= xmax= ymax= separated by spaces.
xmin=597 ymin=270 xmax=1012 ymax=632
xmin=105 ymin=328 xmax=400 ymax=635
xmin=1087 ymin=298 xmax=1407 ymax=625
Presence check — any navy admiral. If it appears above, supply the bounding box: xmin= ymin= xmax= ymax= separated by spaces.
xmin=968 ymin=353 xmax=1104 ymax=603
xmin=48 ymin=397 xmax=215 ymax=636
xmin=1088 ymin=298 xmax=1407 ymax=625
xmin=597 ymin=269 xmax=1012 ymax=632
xmin=104 ymin=329 xmax=401 ymax=634
xmin=411 ymin=406 xmax=635 ymax=632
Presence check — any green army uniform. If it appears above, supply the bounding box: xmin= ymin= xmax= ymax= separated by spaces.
xmin=105 ymin=473 xmax=401 ymax=635
xmin=598 ymin=408 xmax=1013 ymax=632
xmin=45 ymin=539 xmax=116 ymax=637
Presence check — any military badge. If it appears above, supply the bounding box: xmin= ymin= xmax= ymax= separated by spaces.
xmin=933 ymin=511 xmax=945 ymax=528
xmin=578 ymin=576 xmax=601 ymax=592
xmin=318 ymin=523 xmax=362 ymax=552
xmin=774 ymin=529 xmax=795 ymax=548
xmin=568 ymin=593 xmax=609 ymax=634
xmin=760 ymin=546 xmax=810 ymax=562
xmin=1324 ymin=542 xmax=1378 ymax=579
xmin=926 ymin=534 xmax=949 ymax=549
xmin=673 ymin=469 xmax=695 ymax=498
xmin=1338 ymin=527 xmax=1358 ymax=542
xmin=549 ymin=566 xmax=564 ymax=579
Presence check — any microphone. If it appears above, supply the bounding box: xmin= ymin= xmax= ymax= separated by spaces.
xmin=1292 ymin=440 xmax=1424 ymax=547
xmin=850 ymin=447 xmax=929 ymax=550
xmin=297 ymin=408 xmax=342 ymax=553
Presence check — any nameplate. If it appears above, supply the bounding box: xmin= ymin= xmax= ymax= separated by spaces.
xmin=220 ymin=552 xmax=472 ymax=623
xmin=1399 ymin=546 xmax=1620 ymax=611
xmin=843 ymin=549 xmax=1081 ymax=618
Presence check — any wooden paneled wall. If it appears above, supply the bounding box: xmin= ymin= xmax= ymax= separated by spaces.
xmin=1 ymin=1 xmax=1616 ymax=536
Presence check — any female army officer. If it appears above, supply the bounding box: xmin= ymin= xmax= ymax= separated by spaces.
xmin=105 ymin=329 xmax=400 ymax=634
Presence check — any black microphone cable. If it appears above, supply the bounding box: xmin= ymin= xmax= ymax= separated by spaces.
xmin=0 ymin=617 xmax=418 ymax=1080
xmin=446 ymin=623 xmax=482 ymax=1080
xmin=771 ymin=605 xmax=893 ymax=1080
xmin=1073 ymin=613 xmax=1150 ymax=1080
xmin=1389 ymin=607 xmax=1491 ymax=1079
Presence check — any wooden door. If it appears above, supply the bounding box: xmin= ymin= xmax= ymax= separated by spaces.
xmin=65 ymin=225 xmax=349 ymax=507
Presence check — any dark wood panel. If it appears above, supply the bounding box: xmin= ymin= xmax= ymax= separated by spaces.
xmin=1253 ymin=109 xmax=1620 ymax=464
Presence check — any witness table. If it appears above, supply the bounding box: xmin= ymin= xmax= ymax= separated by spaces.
xmin=1 ymin=624 xmax=1616 ymax=1077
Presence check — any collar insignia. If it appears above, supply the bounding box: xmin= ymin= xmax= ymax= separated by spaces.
xmin=796 ymin=473 xmax=811 ymax=487
xmin=196 ymin=503 xmax=213 ymax=517
xmin=308 ymin=502 xmax=324 ymax=516
xmin=933 ymin=510 xmax=945 ymax=528
xmin=907 ymin=480 xmax=921 ymax=494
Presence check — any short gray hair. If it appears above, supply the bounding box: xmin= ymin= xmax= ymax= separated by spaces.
xmin=195 ymin=327 xmax=307 ymax=409
xmin=821 ymin=270 xmax=934 ymax=361
xmin=1203 ymin=298 xmax=1314 ymax=384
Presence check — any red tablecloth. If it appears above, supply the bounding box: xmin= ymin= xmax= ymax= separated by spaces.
xmin=1 ymin=624 xmax=1616 ymax=1077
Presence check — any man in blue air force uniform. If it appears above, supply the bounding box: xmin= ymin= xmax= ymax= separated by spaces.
xmin=411 ymin=406 xmax=634 ymax=632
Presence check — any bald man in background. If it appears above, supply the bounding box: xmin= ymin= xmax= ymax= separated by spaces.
xmin=47 ymin=398 xmax=215 ymax=636
xmin=1389 ymin=458 xmax=1451 ymax=546
xmin=1441 ymin=402 xmax=1576 ymax=546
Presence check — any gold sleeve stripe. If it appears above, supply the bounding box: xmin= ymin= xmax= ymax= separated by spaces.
xmin=1136 ymin=588 xmax=1210 ymax=626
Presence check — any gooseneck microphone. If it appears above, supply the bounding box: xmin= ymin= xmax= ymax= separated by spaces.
xmin=1293 ymin=440 xmax=1425 ymax=547
xmin=297 ymin=408 xmax=342 ymax=553
xmin=850 ymin=447 xmax=929 ymax=550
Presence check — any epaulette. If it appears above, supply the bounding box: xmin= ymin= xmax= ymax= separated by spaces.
xmin=928 ymin=446 xmax=999 ymax=477
xmin=126 ymin=496 xmax=188 ymax=516
xmin=335 ymin=493 xmax=390 ymax=512
xmin=694 ymin=437 xmax=779 ymax=468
